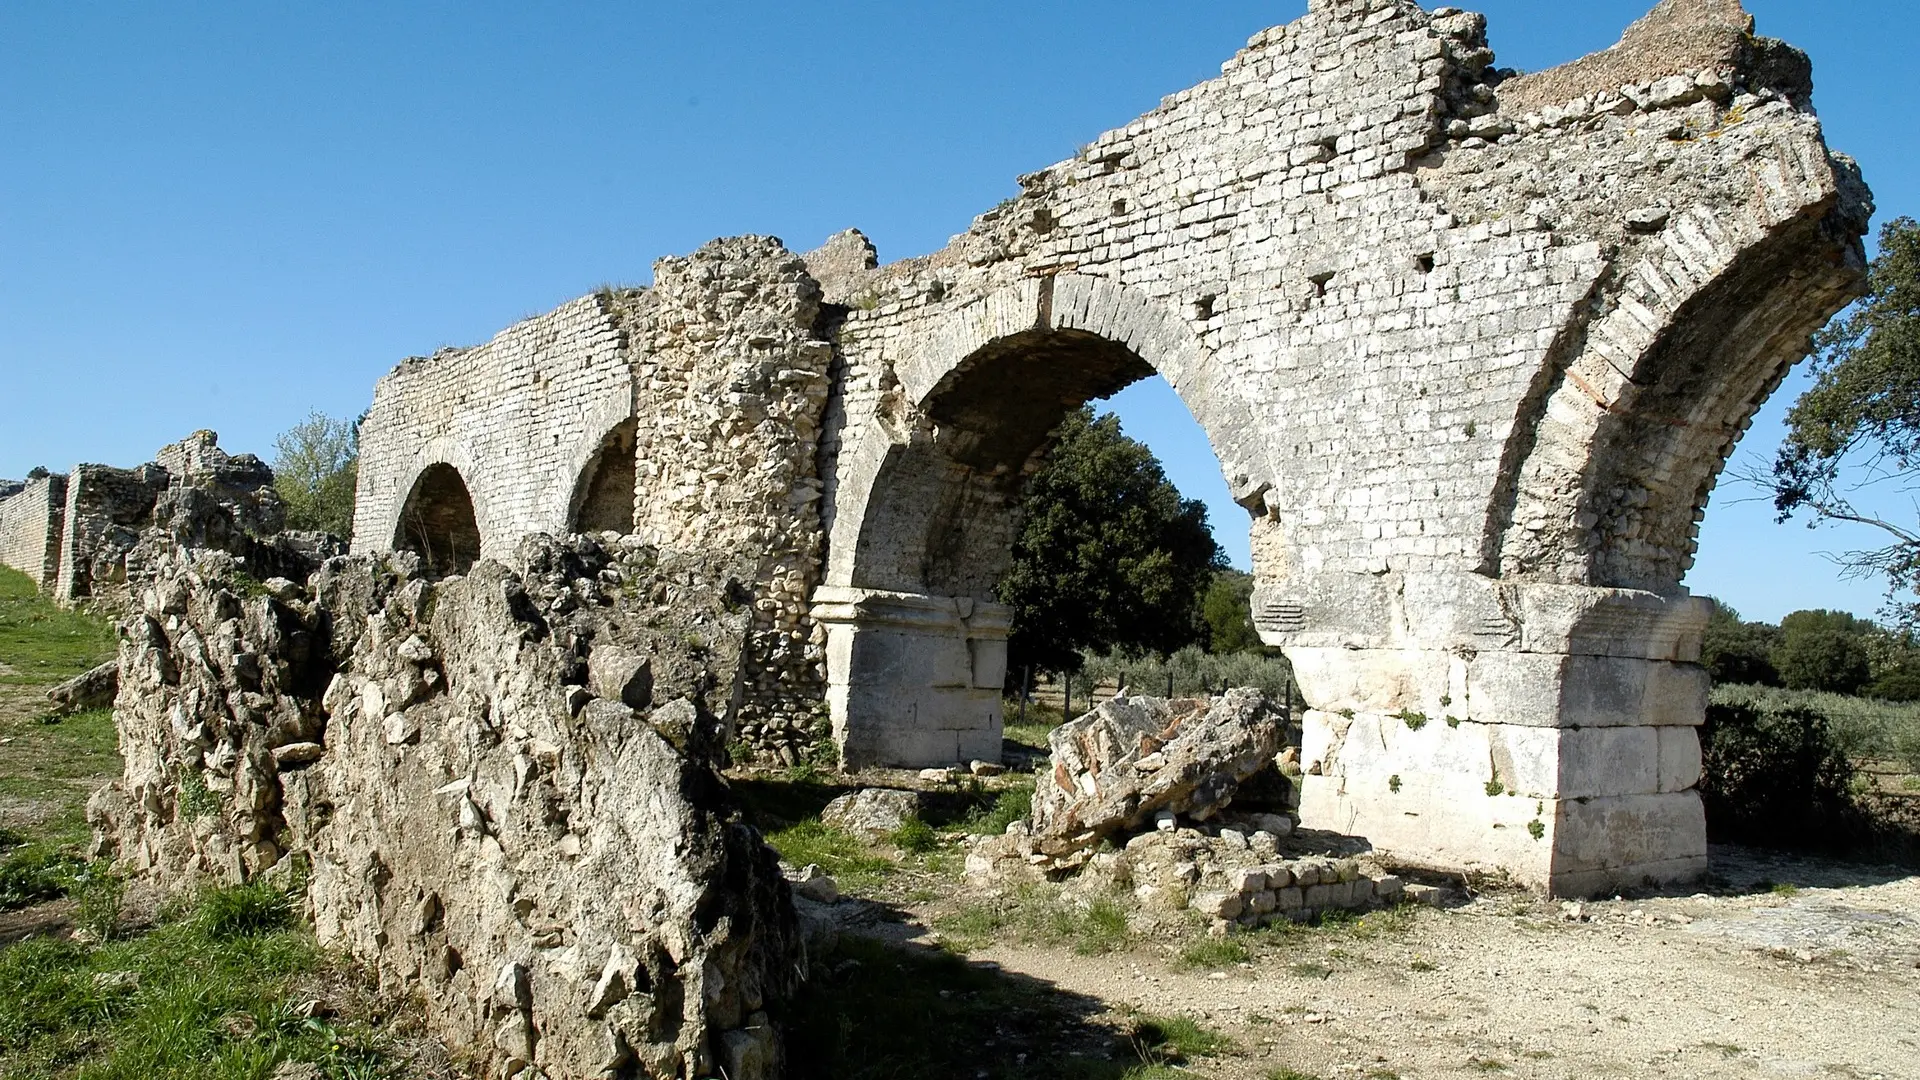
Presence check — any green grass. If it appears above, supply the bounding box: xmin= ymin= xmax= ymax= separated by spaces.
xmin=1128 ymin=1013 xmax=1234 ymax=1064
xmin=937 ymin=886 xmax=1134 ymax=956
xmin=1175 ymin=937 xmax=1250 ymax=970
xmin=0 ymin=706 xmax=123 ymax=848
xmin=0 ymin=567 xmax=117 ymax=686
xmin=763 ymin=819 xmax=896 ymax=890
xmin=888 ymin=816 xmax=938 ymax=853
xmin=0 ymin=882 xmax=403 ymax=1080
xmin=959 ymin=782 xmax=1034 ymax=836
xmin=0 ymin=844 xmax=89 ymax=910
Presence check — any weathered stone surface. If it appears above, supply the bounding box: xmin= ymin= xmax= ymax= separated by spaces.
xmin=1030 ymin=690 xmax=1285 ymax=853
xmin=820 ymin=788 xmax=921 ymax=839
xmin=46 ymin=660 xmax=118 ymax=716
xmin=91 ymin=532 xmax=801 ymax=1080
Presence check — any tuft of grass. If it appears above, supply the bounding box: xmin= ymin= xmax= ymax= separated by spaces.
xmin=1175 ymin=936 xmax=1250 ymax=970
xmin=1770 ymin=882 xmax=1801 ymax=897
xmin=1269 ymin=1070 xmax=1327 ymax=1080
xmin=960 ymin=782 xmax=1033 ymax=836
xmin=196 ymin=881 xmax=295 ymax=939
xmin=1129 ymin=1013 xmax=1234 ymax=1064
xmin=889 ymin=815 xmax=938 ymax=853
xmin=764 ymin=819 xmax=896 ymax=890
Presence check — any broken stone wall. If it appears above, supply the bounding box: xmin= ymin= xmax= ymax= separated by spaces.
xmin=94 ymin=531 xmax=801 ymax=1080
xmin=50 ymin=432 xmax=285 ymax=607
xmin=53 ymin=463 xmax=171 ymax=605
xmin=0 ymin=472 xmax=67 ymax=590
xmin=353 ymin=239 xmax=838 ymax=763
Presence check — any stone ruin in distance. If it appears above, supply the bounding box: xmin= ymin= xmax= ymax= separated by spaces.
xmin=4 ymin=1 xmax=1876 ymax=1076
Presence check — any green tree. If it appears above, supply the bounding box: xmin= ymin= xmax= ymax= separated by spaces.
xmin=1770 ymin=609 xmax=1873 ymax=694
xmin=272 ymin=411 xmax=359 ymax=538
xmin=1699 ymin=598 xmax=1780 ymax=687
xmin=1773 ymin=217 xmax=1920 ymax=627
xmin=999 ymin=407 xmax=1224 ymax=678
xmin=1201 ymin=569 xmax=1271 ymax=655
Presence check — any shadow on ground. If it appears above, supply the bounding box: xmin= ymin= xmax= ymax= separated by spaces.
xmin=784 ymin=904 xmax=1165 ymax=1080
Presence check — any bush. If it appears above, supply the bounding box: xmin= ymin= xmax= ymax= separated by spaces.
xmin=1699 ymin=700 xmax=1863 ymax=850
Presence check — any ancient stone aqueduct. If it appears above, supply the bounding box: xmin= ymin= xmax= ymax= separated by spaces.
xmin=0 ymin=0 xmax=1876 ymax=1074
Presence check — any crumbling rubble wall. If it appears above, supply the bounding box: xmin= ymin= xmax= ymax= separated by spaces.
xmin=0 ymin=472 xmax=66 ymax=589
xmin=93 ymin=531 xmax=801 ymax=1080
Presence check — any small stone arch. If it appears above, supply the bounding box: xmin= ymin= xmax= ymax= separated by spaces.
xmin=394 ymin=462 xmax=482 ymax=576
xmin=567 ymin=418 xmax=638 ymax=534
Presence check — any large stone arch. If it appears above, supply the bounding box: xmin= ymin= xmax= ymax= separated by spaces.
xmin=815 ymin=275 xmax=1271 ymax=766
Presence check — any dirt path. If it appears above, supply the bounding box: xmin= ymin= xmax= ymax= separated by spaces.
xmin=882 ymin=848 xmax=1920 ymax=1080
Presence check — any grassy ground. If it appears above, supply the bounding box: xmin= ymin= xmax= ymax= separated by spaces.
xmin=1 ymin=880 xmax=423 ymax=1080
xmin=729 ymin=761 xmax=1421 ymax=1079
xmin=0 ymin=568 xmax=117 ymax=688
xmin=1 ymin=568 xmax=123 ymax=920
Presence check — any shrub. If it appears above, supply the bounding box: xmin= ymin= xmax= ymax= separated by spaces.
xmin=1699 ymin=700 xmax=1863 ymax=849
xmin=889 ymin=816 xmax=938 ymax=853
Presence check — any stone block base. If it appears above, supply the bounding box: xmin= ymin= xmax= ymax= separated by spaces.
xmin=812 ymin=587 xmax=1009 ymax=768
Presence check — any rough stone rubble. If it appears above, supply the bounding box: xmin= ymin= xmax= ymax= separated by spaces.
xmin=90 ymin=525 xmax=802 ymax=1080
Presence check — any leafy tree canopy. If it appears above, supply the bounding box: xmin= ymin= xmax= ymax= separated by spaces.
xmin=1201 ymin=569 xmax=1268 ymax=655
xmin=999 ymin=406 xmax=1225 ymax=677
xmin=1774 ymin=217 xmax=1920 ymax=626
xmin=272 ymin=411 xmax=359 ymax=539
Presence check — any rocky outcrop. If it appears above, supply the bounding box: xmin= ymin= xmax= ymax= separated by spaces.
xmin=1029 ymin=690 xmax=1287 ymax=857
xmin=91 ymin=531 xmax=801 ymax=1080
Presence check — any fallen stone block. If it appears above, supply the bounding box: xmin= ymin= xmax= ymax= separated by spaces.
xmin=1030 ymin=689 xmax=1285 ymax=854
xmin=821 ymin=788 xmax=921 ymax=839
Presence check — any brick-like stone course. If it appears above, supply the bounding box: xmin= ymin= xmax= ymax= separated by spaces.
xmin=0 ymin=474 xmax=67 ymax=590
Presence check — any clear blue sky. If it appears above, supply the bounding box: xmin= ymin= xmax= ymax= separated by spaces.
xmin=3 ymin=2 xmax=1915 ymax=624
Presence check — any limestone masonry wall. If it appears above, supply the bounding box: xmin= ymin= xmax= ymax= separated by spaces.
xmin=0 ymin=473 xmax=66 ymax=589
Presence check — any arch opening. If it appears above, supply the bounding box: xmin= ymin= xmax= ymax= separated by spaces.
xmin=569 ymin=418 xmax=638 ymax=534
xmin=823 ymin=324 xmax=1256 ymax=768
xmin=395 ymin=463 xmax=481 ymax=577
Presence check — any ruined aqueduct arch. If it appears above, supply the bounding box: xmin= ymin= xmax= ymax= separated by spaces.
xmin=348 ymin=0 xmax=1872 ymax=893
